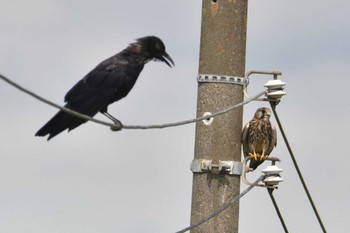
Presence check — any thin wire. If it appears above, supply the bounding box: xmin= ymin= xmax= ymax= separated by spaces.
xmin=270 ymin=103 xmax=327 ymax=233
xmin=122 ymin=90 xmax=266 ymax=129
xmin=267 ymin=188 xmax=289 ymax=233
xmin=0 ymin=73 xmax=266 ymax=131
xmin=175 ymin=175 xmax=264 ymax=233
xmin=0 ymin=73 xmax=117 ymax=128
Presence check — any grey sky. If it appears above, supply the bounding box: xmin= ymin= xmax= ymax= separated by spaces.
xmin=1 ymin=0 xmax=349 ymax=232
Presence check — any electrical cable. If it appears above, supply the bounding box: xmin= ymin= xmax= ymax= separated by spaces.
xmin=270 ymin=102 xmax=327 ymax=233
xmin=175 ymin=175 xmax=264 ymax=233
xmin=0 ymin=73 xmax=117 ymax=128
xmin=122 ymin=90 xmax=266 ymax=130
xmin=267 ymin=188 xmax=289 ymax=233
xmin=0 ymin=66 xmax=326 ymax=232
xmin=0 ymin=73 xmax=266 ymax=131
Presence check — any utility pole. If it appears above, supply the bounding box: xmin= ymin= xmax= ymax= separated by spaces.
xmin=190 ymin=0 xmax=248 ymax=232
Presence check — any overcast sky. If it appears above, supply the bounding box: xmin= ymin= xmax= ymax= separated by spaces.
xmin=1 ymin=0 xmax=349 ymax=232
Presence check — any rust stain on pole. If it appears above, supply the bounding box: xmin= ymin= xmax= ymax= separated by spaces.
xmin=190 ymin=0 xmax=248 ymax=232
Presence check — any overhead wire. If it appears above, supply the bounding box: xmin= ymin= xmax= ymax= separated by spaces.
xmin=122 ymin=90 xmax=266 ymax=129
xmin=270 ymin=102 xmax=327 ymax=233
xmin=0 ymin=73 xmax=117 ymax=128
xmin=267 ymin=188 xmax=289 ymax=233
xmin=2 ymin=73 xmax=325 ymax=232
xmin=0 ymin=73 xmax=266 ymax=130
xmin=175 ymin=175 xmax=264 ymax=233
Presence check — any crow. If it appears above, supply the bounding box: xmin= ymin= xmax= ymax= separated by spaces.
xmin=35 ymin=36 xmax=174 ymax=140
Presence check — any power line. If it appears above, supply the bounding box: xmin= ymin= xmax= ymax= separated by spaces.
xmin=0 ymin=73 xmax=266 ymax=131
xmin=175 ymin=175 xmax=264 ymax=233
xmin=1 ymin=73 xmax=327 ymax=232
xmin=122 ymin=90 xmax=266 ymax=130
xmin=270 ymin=103 xmax=327 ymax=233
xmin=267 ymin=188 xmax=289 ymax=233
xmin=0 ymin=73 xmax=117 ymax=129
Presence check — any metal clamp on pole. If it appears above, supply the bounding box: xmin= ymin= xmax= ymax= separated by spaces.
xmin=190 ymin=159 xmax=243 ymax=176
xmin=242 ymin=156 xmax=284 ymax=189
xmin=197 ymin=74 xmax=249 ymax=86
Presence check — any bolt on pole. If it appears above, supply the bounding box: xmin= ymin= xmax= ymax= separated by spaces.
xmin=190 ymin=0 xmax=248 ymax=232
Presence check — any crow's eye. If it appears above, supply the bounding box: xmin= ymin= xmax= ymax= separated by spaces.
xmin=155 ymin=42 xmax=164 ymax=51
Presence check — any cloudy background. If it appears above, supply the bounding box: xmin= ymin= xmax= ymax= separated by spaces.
xmin=1 ymin=0 xmax=349 ymax=232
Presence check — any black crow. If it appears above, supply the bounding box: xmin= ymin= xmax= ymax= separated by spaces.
xmin=36 ymin=36 xmax=174 ymax=140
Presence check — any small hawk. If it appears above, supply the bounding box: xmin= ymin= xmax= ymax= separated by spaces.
xmin=242 ymin=107 xmax=277 ymax=170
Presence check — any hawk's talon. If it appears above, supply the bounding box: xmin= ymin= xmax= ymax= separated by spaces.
xmin=249 ymin=152 xmax=259 ymax=160
xmin=260 ymin=150 xmax=266 ymax=161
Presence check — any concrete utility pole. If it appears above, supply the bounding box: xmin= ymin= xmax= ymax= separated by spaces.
xmin=190 ymin=0 xmax=248 ymax=232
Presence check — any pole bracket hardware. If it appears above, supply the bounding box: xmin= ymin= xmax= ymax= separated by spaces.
xmin=243 ymin=70 xmax=286 ymax=104
xmin=190 ymin=159 xmax=243 ymax=176
xmin=242 ymin=156 xmax=284 ymax=188
xmin=197 ymin=74 xmax=249 ymax=86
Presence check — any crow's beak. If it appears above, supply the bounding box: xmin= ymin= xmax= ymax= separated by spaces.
xmin=160 ymin=52 xmax=174 ymax=67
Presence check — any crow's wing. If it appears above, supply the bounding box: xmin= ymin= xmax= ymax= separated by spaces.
xmin=36 ymin=54 xmax=144 ymax=140
xmin=65 ymin=55 xmax=143 ymax=112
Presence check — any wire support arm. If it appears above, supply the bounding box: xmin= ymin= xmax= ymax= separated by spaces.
xmin=175 ymin=175 xmax=264 ymax=233
xmin=270 ymin=102 xmax=327 ymax=233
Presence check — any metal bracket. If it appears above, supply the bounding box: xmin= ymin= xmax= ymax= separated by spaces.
xmin=190 ymin=159 xmax=243 ymax=176
xmin=242 ymin=156 xmax=283 ymax=188
xmin=243 ymin=70 xmax=286 ymax=103
xmin=197 ymin=74 xmax=249 ymax=86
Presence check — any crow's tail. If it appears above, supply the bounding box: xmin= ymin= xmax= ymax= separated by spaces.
xmin=35 ymin=105 xmax=88 ymax=140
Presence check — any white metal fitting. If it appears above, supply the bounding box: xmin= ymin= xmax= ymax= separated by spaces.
xmin=264 ymin=79 xmax=286 ymax=99
xmin=190 ymin=159 xmax=242 ymax=176
xmin=202 ymin=112 xmax=214 ymax=125
xmin=219 ymin=160 xmax=243 ymax=175
xmin=197 ymin=74 xmax=249 ymax=86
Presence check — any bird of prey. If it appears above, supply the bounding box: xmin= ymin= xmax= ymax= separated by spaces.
xmin=242 ymin=107 xmax=277 ymax=170
xmin=36 ymin=36 xmax=174 ymax=140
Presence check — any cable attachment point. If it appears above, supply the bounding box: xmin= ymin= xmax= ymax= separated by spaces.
xmin=262 ymin=164 xmax=284 ymax=187
xmin=110 ymin=123 xmax=123 ymax=131
xmin=264 ymin=79 xmax=286 ymax=100
xmin=190 ymin=159 xmax=243 ymax=176
xmin=242 ymin=156 xmax=283 ymax=188
xmin=202 ymin=112 xmax=214 ymax=125
xmin=244 ymin=70 xmax=286 ymax=104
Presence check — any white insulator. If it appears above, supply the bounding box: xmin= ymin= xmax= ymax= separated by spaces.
xmin=263 ymin=176 xmax=284 ymax=186
xmin=262 ymin=165 xmax=284 ymax=186
xmin=264 ymin=79 xmax=286 ymax=90
xmin=262 ymin=165 xmax=283 ymax=175
xmin=264 ymin=79 xmax=287 ymax=99
xmin=266 ymin=90 xmax=287 ymax=99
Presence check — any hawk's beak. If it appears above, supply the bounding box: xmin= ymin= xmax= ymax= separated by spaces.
xmin=160 ymin=52 xmax=174 ymax=67
xmin=263 ymin=112 xmax=271 ymax=120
